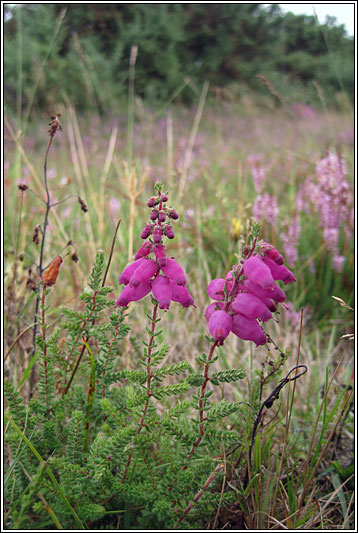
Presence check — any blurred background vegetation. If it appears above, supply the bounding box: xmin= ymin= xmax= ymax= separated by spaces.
xmin=4 ymin=3 xmax=354 ymax=114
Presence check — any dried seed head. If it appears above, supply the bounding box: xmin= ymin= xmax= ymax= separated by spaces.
xmin=48 ymin=113 xmax=62 ymax=138
xmin=32 ymin=225 xmax=40 ymax=245
xmin=17 ymin=184 xmax=29 ymax=191
xmin=71 ymin=252 xmax=79 ymax=263
xmin=78 ymin=196 xmax=88 ymax=213
xmin=42 ymin=256 xmax=63 ymax=287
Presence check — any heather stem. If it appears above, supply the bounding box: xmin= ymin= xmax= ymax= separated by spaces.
xmin=182 ymin=340 xmax=219 ymax=470
xmin=121 ymin=303 xmax=159 ymax=483
xmin=40 ymin=282 xmax=49 ymax=415
xmin=31 ymin=136 xmax=54 ymax=394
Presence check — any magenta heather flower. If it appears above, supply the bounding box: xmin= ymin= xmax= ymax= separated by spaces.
xmin=135 ymin=242 xmax=152 ymax=260
xmin=170 ymin=282 xmax=195 ymax=308
xmin=161 ymin=258 xmax=186 ymax=286
xmin=116 ymin=281 xmax=151 ymax=307
xmin=231 ymin=313 xmax=266 ymax=346
xmin=208 ymin=310 xmax=232 ymax=343
xmin=151 ymin=275 xmax=172 ymax=310
xmin=117 ymin=185 xmax=194 ymax=310
xmin=243 ymin=256 xmax=275 ymax=289
xmin=206 ymin=240 xmax=296 ymax=346
xmin=231 ymin=293 xmax=272 ymax=323
xmin=119 ymin=258 xmax=146 ymax=285
xmin=129 ymin=259 xmax=159 ymax=288
xmin=207 ymin=278 xmax=226 ymax=301
xmin=153 ymin=244 xmax=167 ymax=267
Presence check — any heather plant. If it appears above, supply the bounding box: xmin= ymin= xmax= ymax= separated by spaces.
xmin=4 ymin=109 xmax=354 ymax=529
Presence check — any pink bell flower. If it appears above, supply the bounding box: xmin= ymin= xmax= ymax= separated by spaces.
xmin=208 ymin=310 xmax=233 ymax=343
xmin=153 ymin=244 xmax=167 ymax=267
xmin=119 ymin=258 xmax=146 ymax=285
xmin=151 ymin=275 xmax=172 ymax=310
xmin=129 ymin=259 xmax=158 ymax=288
xmin=243 ymin=256 xmax=275 ymax=289
xmin=170 ymin=281 xmax=195 ymax=308
xmin=243 ymin=279 xmax=281 ymax=308
xmin=116 ymin=281 xmax=151 ymax=307
xmin=207 ymin=278 xmax=226 ymax=301
xmin=205 ymin=302 xmax=224 ymax=321
xmin=232 ymin=292 xmax=272 ymax=322
xmin=231 ymin=313 xmax=266 ymax=346
xmin=134 ymin=242 xmax=152 ymax=260
xmin=161 ymin=258 xmax=186 ymax=286
xmin=262 ymin=256 xmax=296 ymax=284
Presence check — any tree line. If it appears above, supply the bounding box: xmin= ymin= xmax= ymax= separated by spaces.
xmin=4 ymin=3 xmax=353 ymax=112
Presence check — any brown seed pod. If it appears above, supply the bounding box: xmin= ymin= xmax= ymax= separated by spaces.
xmin=42 ymin=256 xmax=63 ymax=286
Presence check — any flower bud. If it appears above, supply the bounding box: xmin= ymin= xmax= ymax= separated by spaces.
xmin=164 ymin=225 xmax=175 ymax=239
xmin=231 ymin=293 xmax=272 ymax=322
xmin=147 ymin=197 xmax=158 ymax=207
xmin=158 ymin=211 xmax=166 ymax=223
xmin=153 ymin=225 xmax=162 ymax=244
xmin=116 ymin=281 xmax=151 ymax=307
xmin=151 ymin=275 xmax=172 ymax=310
xmin=160 ymin=194 xmax=168 ymax=203
xmin=129 ymin=259 xmax=158 ymax=288
xmin=170 ymin=282 xmax=195 ymax=308
xmin=243 ymin=256 xmax=275 ymax=289
xmin=161 ymin=258 xmax=186 ymax=285
xmin=169 ymin=209 xmax=179 ymax=220
xmin=119 ymin=258 xmax=146 ymax=285
xmin=141 ymin=224 xmax=152 ymax=239
xmin=208 ymin=310 xmax=232 ymax=342
xmin=135 ymin=242 xmax=152 ymax=260
xmin=231 ymin=313 xmax=266 ymax=346
xmin=150 ymin=209 xmax=158 ymax=221
xmin=153 ymin=244 xmax=167 ymax=267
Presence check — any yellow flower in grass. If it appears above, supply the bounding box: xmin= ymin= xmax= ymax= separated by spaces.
xmin=231 ymin=217 xmax=244 ymax=240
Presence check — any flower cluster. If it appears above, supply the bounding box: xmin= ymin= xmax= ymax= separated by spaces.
xmin=206 ymin=242 xmax=296 ymax=346
xmin=116 ymin=187 xmax=194 ymax=310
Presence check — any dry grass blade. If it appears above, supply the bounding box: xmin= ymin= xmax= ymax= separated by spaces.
xmin=98 ymin=125 xmax=118 ymax=236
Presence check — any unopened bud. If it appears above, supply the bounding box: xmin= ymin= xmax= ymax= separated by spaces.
xmin=164 ymin=225 xmax=175 ymax=239
xmin=153 ymin=225 xmax=162 ymax=244
xmin=169 ymin=209 xmax=179 ymax=220
xmin=147 ymin=197 xmax=158 ymax=208
xmin=160 ymin=194 xmax=168 ymax=203
xmin=141 ymin=224 xmax=152 ymax=239
xmin=158 ymin=211 xmax=166 ymax=222
xmin=150 ymin=209 xmax=159 ymax=221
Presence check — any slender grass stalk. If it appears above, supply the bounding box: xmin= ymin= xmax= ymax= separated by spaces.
xmin=178 ymin=80 xmax=209 ymax=201
xmin=19 ymin=462 xmax=64 ymax=529
xmin=127 ymin=44 xmax=138 ymax=164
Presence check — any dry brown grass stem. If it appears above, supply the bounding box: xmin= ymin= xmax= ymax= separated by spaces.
xmin=66 ymin=106 xmax=97 ymax=259
xmin=166 ymin=108 xmax=174 ymax=189
xmin=116 ymin=161 xmax=147 ymax=261
xmin=98 ymin=125 xmax=118 ymax=237
xmin=178 ymin=80 xmax=209 ymax=201
xmin=4 ymin=323 xmax=37 ymax=362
